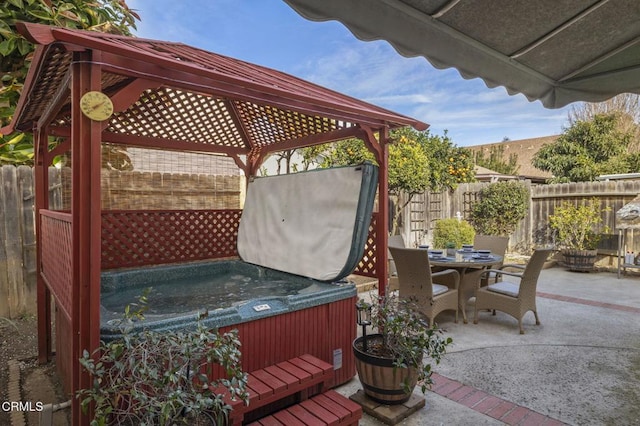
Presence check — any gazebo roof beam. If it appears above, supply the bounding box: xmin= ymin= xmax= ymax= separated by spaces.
xmin=102 ymin=132 xmax=250 ymax=156
xmin=36 ymin=70 xmax=70 ymax=130
xmin=48 ymin=126 xmax=250 ymax=156
xmin=224 ymin=99 xmax=256 ymax=155
xmin=257 ymin=127 xmax=368 ymax=157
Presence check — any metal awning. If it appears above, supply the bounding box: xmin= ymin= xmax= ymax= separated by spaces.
xmin=283 ymin=0 xmax=640 ymax=108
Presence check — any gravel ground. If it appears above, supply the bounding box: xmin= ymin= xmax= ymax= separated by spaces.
xmin=0 ymin=317 xmax=69 ymax=426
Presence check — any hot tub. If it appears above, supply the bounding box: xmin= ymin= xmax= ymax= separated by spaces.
xmin=100 ymin=259 xmax=356 ymax=335
xmin=98 ymin=163 xmax=377 ymax=387
xmin=99 ymin=259 xmax=358 ymax=386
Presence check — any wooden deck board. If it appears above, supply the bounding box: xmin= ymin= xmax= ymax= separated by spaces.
xmin=264 ymin=364 xmax=299 ymax=388
xmin=247 ymin=373 xmax=275 ymax=399
xmin=323 ymin=390 xmax=363 ymax=419
xmin=276 ymin=360 xmax=313 ymax=383
xmin=227 ymin=354 xmax=345 ymax=425
xmin=272 ymin=409 xmax=307 ymax=426
xmin=300 ymin=399 xmax=340 ymax=426
xmin=252 ymin=369 xmax=288 ymax=394
xmin=287 ymin=404 xmax=327 ymax=426
xmin=310 ymin=393 xmax=351 ymax=422
xmin=289 ymin=357 xmax=324 ymax=378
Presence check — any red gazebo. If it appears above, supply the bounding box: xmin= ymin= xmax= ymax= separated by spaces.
xmin=3 ymin=22 xmax=427 ymax=425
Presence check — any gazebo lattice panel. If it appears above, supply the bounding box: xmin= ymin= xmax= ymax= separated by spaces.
xmin=234 ymin=102 xmax=349 ymax=148
xmin=40 ymin=210 xmax=73 ymax=320
xmin=107 ymin=88 xmax=245 ymax=148
xmin=101 ymin=209 xmax=241 ymax=270
xmin=354 ymin=213 xmax=377 ymax=278
xmin=23 ymin=45 xmax=72 ymax=127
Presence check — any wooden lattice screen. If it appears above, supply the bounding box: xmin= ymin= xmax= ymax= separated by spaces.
xmin=101 ymin=209 xmax=242 ymax=270
xmin=353 ymin=213 xmax=377 ymax=278
xmin=40 ymin=210 xmax=73 ymax=320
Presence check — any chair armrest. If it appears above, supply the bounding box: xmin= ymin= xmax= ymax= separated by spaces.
xmin=481 ymin=269 xmax=523 ymax=280
xmin=499 ymin=263 xmax=525 ymax=271
xmin=432 ymin=268 xmax=460 ymax=290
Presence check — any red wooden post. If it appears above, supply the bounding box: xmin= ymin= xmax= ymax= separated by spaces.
xmin=34 ymin=126 xmax=52 ymax=363
xmin=376 ymin=129 xmax=389 ymax=297
xmin=360 ymin=126 xmax=389 ymax=297
xmin=71 ymin=51 xmax=103 ymax=426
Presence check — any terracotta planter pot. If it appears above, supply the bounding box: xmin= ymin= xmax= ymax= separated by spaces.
xmin=562 ymin=249 xmax=598 ymax=272
xmin=353 ymin=334 xmax=420 ymax=405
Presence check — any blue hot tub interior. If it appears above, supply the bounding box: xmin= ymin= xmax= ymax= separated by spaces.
xmin=100 ymin=260 xmax=356 ymax=339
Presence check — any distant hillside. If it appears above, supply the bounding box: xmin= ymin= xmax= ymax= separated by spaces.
xmin=467 ymin=135 xmax=559 ymax=181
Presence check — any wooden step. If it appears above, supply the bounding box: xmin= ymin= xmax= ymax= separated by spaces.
xmin=247 ymin=389 xmax=362 ymax=426
xmin=217 ymin=354 xmax=334 ymax=425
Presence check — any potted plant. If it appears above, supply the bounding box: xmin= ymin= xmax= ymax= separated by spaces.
xmin=549 ymin=198 xmax=610 ymax=272
xmin=78 ymin=293 xmax=249 ymax=425
xmin=353 ymin=292 xmax=452 ymax=405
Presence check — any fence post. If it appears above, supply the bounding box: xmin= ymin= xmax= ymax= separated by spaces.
xmin=0 ymin=166 xmax=9 ymax=317
xmin=20 ymin=166 xmax=37 ymax=315
xmin=1 ymin=165 xmax=26 ymax=317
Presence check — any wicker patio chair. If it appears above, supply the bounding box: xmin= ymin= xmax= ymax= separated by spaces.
xmin=473 ymin=248 xmax=552 ymax=334
xmin=387 ymin=235 xmax=406 ymax=291
xmin=389 ymin=246 xmax=459 ymax=327
xmin=473 ymin=235 xmax=509 ymax=286
xmin=388 ymin=235 xmax=406 ymax=248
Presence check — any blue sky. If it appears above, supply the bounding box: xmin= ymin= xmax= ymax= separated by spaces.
xmin=127 ymin=0 xmax=574 ymax=147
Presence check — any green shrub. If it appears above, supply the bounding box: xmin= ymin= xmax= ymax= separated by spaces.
xmin=549 ymin=199 xmax=609 ymax=250
xmin=470 ymin=181 xmax=529 ymax=236
xmin=78 ymin=292 xmax=249 ymax=426
xmin=432 ymin=218 xmax=475 ymax=249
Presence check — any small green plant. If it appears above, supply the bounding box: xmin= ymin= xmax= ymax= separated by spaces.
xmin=470 ymin=181 xmax=529 ymax=236
xmin=432 ymin=218 xmax=475 ymax=249
xmin=549 ymin=199 xmax=610 ymax=250
xmin=78 ymin=291 xmax=249 ymax=426
xmin=356 ymin=293 xmax=452 ymax=394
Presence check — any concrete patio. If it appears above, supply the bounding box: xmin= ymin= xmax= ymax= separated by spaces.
xmin=337 ymin=267 xmax=640 ymax=425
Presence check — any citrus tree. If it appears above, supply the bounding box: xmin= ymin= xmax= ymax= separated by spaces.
xmin=0 ymin=0 xmax=140 ymax=165
xmin=302 ymin=127 xmax=475 ymax=234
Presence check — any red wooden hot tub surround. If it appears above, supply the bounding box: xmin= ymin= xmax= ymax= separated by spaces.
xmin=45 ymin=209 xmax=363 ymax=392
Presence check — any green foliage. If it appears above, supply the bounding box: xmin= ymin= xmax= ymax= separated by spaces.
xmin=0 ymin=0 xmax=140 ymax=165
xmin=549 ymin=199 xmax=610 ymax=250
xmin=300 ymin=127 xmax=475 ymax=234
xmin=312 ymin=137 xmax=374 ymax=168
xmin=387 ymin=132 xmax=430 ymax=197
xmin=470 ymin=181 xmax=529 ymax=236
xmin=532 ymin=113 xmax=638 ymax=183
xmin=398 ymin=127 xmax=475 ymax=191
xmin=356 ymin=292 xmax=452 ymax=394
xmin=78 ymin=292 xmax=249 ymax=426
xmin=474 ymin=145 xmax=519 ymax=175
xmin=432 ymin=218 xmax=475 ymax=249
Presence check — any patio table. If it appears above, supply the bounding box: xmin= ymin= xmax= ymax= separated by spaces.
xmin=428 ymin=251 xmax=503 ymax=324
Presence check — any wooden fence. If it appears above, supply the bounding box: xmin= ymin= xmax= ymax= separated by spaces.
xmin=0 ymin=166 xmax=37 ymax=318
xmin=6 ymin=165 xmax=640 ymax=317
xmin=402 ymin=180 xmax=640 ymax=258
xmin=0 ymin=165 xmax=243 ymax=318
